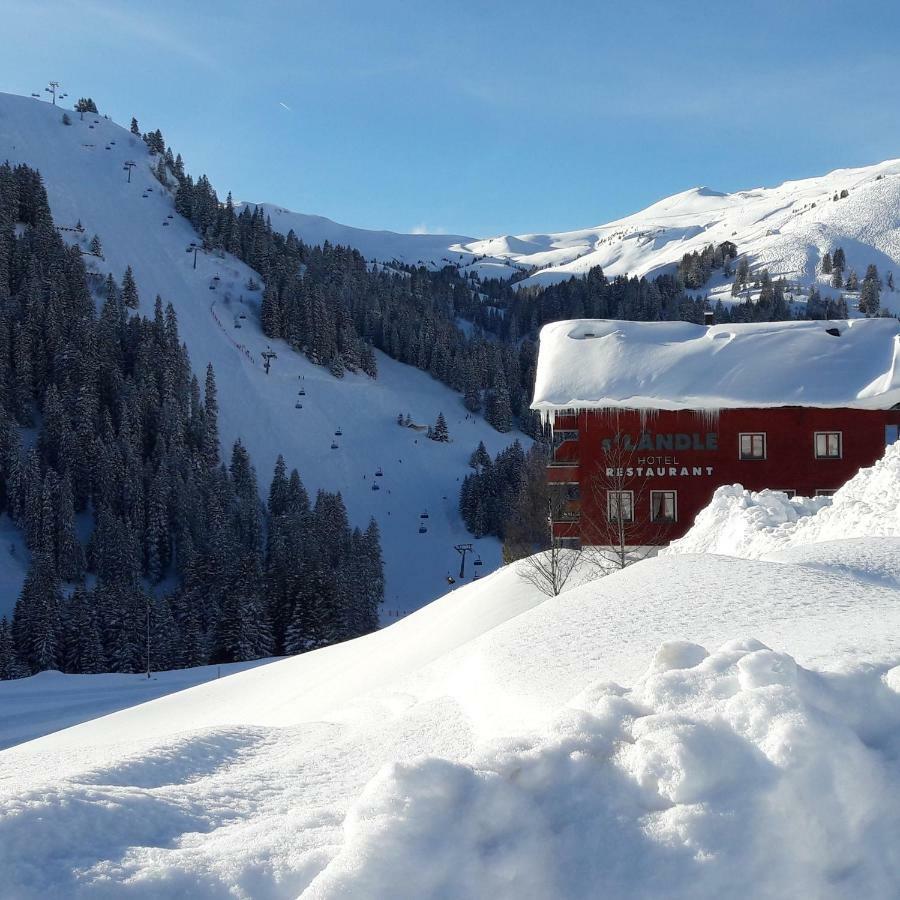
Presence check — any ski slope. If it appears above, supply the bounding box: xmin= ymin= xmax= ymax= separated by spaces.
xmin=251 ymin=162 xmax=900 ymax=310
xmin=0 ymin=92 xmax=520 ymax=616
xmin=4 ymin=530 xmax=900 ymax=895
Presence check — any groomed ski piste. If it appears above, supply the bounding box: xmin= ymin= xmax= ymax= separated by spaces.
xmin=0 ymin=92 xmax=520 ymax=620
xmin=4 ymin=443 xmax=900 ymax=897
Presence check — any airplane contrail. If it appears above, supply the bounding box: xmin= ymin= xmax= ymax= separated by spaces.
xmin=279 ymin=102 xmax=291 ymax=111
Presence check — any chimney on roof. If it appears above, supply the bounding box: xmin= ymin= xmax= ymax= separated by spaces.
xmin=704 ymin=311 xmax=715 ymax=326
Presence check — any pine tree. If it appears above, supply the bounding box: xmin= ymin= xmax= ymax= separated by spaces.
xmin=860 ymin=265 xmax=881 ymax=315
xmin=432 ymin=412 xmax=450 ymax=442
xmin=13 ymin=550 xmax=63 ymax=673
xmin=202 ymin=363 xmax=219 ymax=470
xmin=0 ymin=617 xmax=26 ymax=680
xmin=821 ymin=251 xmax=832 ymax=275
xmin=121 ymin=266 xmax=139 ymax=309
xmin=486 ymin=379 xmax=513 ymax=433
xmin=89 ymin=234 xmax=103 ymax=257
xmin=130 ymin=117 xmax=140 ymax=135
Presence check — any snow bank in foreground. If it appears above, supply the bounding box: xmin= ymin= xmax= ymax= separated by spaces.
xmin=665 ymin=441 xmax=900 ymax=558
xmin=308 ymin=638 xmax=900 ymax=899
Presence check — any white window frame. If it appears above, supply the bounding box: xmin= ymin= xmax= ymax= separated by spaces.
xmin=607 ymin=490 xmax=634 ymax=523
xmin=739 ymin=432 xmax=767 ymax=460
xmin=815 ymin=489 xmax=837 ymax=497
xmin=814 ymin=431 xmax=842 ymax=459
xmin=650 ymin=490 xmax=677 ymax=523
xmin=774 ymin=489 xmax=796 ymax=499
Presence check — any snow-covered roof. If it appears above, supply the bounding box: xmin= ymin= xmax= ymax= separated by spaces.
xmin=531 ymin=318 xmax=900 ymax=415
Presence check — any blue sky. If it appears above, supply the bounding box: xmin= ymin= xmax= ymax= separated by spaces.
xmin=5 ymin=0 xmax=900 ymax=236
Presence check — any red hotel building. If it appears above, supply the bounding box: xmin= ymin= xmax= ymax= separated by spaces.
xmin=531 ymin=318 xmax=900 ymax=547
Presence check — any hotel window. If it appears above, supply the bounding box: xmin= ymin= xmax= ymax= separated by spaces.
xmin=650 ymin=490 xmax=677 ymax=522
xmin=775 ymin=489 xmax=796 ymax=499
xmin=815 ymin=489 xmax=837 ymax=497
xmin=607 ymin=490 xmax=634 ymax=523
xmin=739 ymin=432 xmax=766 ymax=460
xmin=814 ymin=432 xmax=842 ymax=459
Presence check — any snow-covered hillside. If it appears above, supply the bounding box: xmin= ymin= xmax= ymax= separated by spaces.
xmin=0 ymin=92 xmax=519 ymax=617
xmin=251 ymin=160 xmax=900 ymax=310
xmin=4 ymin=445 xmax=900 ymax=897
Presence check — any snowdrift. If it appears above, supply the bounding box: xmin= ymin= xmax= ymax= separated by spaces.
xmin=5 ymin=541 xmax=900 ymax=896
xmin=666 ymin=439 xmax=900 ymax=558
xmin=309 ymin=639 xmax=900 ymax=899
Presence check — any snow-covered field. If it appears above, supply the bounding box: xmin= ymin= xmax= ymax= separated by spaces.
xmin=4 ymin=446 xmax=900 ymax=897
xmin=249 ymin=160 xmax=900 ymax=310
xmin=0 ymin=659 xmax=273 ymax=751
xmin=0 ymin=92 xmax=519 ymax=618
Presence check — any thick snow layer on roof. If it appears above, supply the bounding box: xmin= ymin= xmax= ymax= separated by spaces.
xmin=531 ymin=317 xmax=900 ymax=414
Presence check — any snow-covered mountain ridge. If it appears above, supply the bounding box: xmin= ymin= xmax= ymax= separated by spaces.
xmin=248 ymin=157 xmax=900 ymax=297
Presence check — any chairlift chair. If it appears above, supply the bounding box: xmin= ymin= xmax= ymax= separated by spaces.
xmin=372 ymin=482 xmax=380 ymax=491
xmin=375 ymin=467 xmax=383 ymax=477
xmin=295 ymin=401 xmax=302 ymax=409
xmin=418 ymin=524 xmax=427 ymax=534
xmin=330 ymin=440 xmax=339 ymax=450
xmin=335 ymin=427 xmax=343 ymax=437
xmin=474 ymin=556 xmax=483 ymax=567
xmin=298 ymin=387 xmax=306 ymax=396
xmin=420 ymin=510 xmax=429 ymax=519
